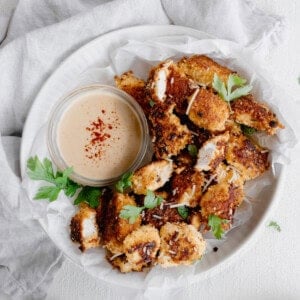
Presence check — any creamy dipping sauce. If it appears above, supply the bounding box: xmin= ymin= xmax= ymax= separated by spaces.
xmin=56 ymin=90 xmax=142 ymax=181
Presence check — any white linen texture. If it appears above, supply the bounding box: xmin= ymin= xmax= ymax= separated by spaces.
xmin=0 ymin=0 xmax=286 ymax=299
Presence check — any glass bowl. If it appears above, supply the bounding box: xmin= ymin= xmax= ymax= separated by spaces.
xmin=47 ymin=84 xmax=149 ymax=186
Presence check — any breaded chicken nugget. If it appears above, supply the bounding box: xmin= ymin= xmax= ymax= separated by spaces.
xmin=158 ymin=223 xmax=206 ymax=267
xmin=231 ymin=95 xmax=284 ymax=135
xmin=149 ymin=104 xmax=192 ymax=159
xmin=177 ymin=55 xmax=233 ymax=87
xmin=101 ymin=193 xmax=141 ymax=254
xmin=187 ymin=88 xmax=230 ymax=132
xmin=225 ymin=132 xmax=269 ymax=180
xmin=132 ymin=160 xmax=173 ymax=195
xmin=70 ymin=203 xmax=100 ymax=252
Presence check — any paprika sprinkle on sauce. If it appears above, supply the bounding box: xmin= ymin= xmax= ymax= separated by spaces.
xmin=55 ymin=88 xmax=144 ymax=182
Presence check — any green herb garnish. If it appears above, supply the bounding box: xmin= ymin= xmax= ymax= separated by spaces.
xmin=74 ymin=186 xmax=102 ymax=208
xmin=119 ymin=205 xmax=144 ymax=224
xmin=27 ymin=156 xmax=80 ymax=202
xmin=115 ymin=172 xmax=133 ymax=193
xmin=177 ymin=205 xmax=189 ymax=219
xmin=187 ymin=144 xmax=198 ymax=158
xmin=212 ymin=73 xmax=252 ymax=103
xmin=119 ymin=189 xmax=163 ymax=223
xmin=241 ymin=124 xmax=257 ymax=135
xmin=149 ymin=100 xmax=155 ymax=107
xmin=208 ymin=214 xmax=229 ymax=239
xmin=144 ymin=190 xmax=163 ymax=209
xmin=268 ymin=221 xmax=281 ymax=232
xmin=27 ymin=156 xmax=102 ymax=208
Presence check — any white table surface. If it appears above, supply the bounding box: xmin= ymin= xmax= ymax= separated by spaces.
xmin=1 ymin=0 xmax=300 ymax=299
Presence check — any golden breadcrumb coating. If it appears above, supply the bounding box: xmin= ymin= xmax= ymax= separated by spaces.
xmin=231 ymin=95 xmax=284 ymax=135
xmin=177 ymin=55 xmax=233 ymax=86
xmin=187 ymin=88 xmax=230 ymax=132
xmin=70 ymin=203 xmax=100 ymax=252
xmin=114 ymin=71 xmax=150 ymax=114
xmin=149 ymin=104 xmax=192 ymax=159
xmin=158 ymin=222 xmax=206 ymax=267
xmin=101 ymin=193 xmax=141 ymax=254
xmin=170 ymin=168 xmax=204 ymax=207
xmin=143 ymin=204 xmax=183 ymax=229
xmin=132 ymin=160 xmax=173 ymax=195
xmin=123 ymin=225 xmax=160 ymax=271
xmin=200 ymin=181 xmax=244 ymax=229
xmin=226 ymin=131 xmax=269 ymax=180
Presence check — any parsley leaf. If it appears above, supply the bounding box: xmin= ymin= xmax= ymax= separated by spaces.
xmin=74 ymin=186 xmax=102 ymax=208
xmin=34 ymin=186 xmax=61 ymax=202
xmin=187 ymin=144 xmax=198 ymax=157
xmin=149 ymin=100 xmax=155 ymax=107
xmin=268 ymin=221 xmax=281 ymax=232
xmin=144 ymin=190 xmax=163 ymax=209
xmin=119 ymin=205 xmax=144 ymax=224
xmin=27 ymin=156 xmax=56 ymax=184
xmin=212 ymin=74 xmax=252 ymax=103
xmin=241 ymin=124 xmax=257 ymax=135
xmin=208 ymin=214 xmax=229 ymax=239
xmin=115 ymin=172 xmax=133 ymax=193
xmin=119 ymin=190 xmax=164 ymax=223
xmin=177 ymin=205 xmax=189 ymax=219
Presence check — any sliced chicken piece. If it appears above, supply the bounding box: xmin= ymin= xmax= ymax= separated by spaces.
xmin=70 ymin=203 xmax=100 ymax=252
xmin=132 ymin=160 xmax=173 ymax=195
xmin=114 ymin=71 xmax=150 ymax=114
xmin=226 ymin=131 xmax=269 ymax=180
xmin=149 ymin=104 xmax=192 ymax=159
xmin=177 ymin=55 xmax=233 ymax=87
xmin=147 ymin=60 xmax=195 ymax=114
xmin=158 ymin=223 xmax=206 ymax=267
xmin=187 ymin=87 xmax=230 ymax=132
xmin=101 ymin=193 xmax=141 ymax=254
xmin=170 ymin=168 xmax=204 ymax=207
xmin=195 ymin=132 xmax=229 ymax=172
xmin=231 ymin=95 xmax=284 ymax=135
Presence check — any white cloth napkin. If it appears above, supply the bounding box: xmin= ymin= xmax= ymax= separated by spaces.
xmin=0 ymin=0 xmax=286 ymax=299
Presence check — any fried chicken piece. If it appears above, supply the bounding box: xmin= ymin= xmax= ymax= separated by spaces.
xmin=170 ymin=168 xmax=204 ymax=207
xmin=200 ymin=177 xmax=244 ymax=226
xmin=114 ymin=71 xmax=150 ymax=114
xmin=177 ymin=55 xmax=233 ymax=87
xmin=124 ymin=225 xmax=160 ymax=271
xmin=214 ymin=163 xmax=244 ymax=188
xmin=158 ymin=223 xmax=206 ymax=267
xmin=195 ymin=132 xmax=229 ymax=172
xmin=70 ymin=203 xmax=100 ymax=252
xmin=149 ymin=104 xmax=192 ymax=159
xmin=143 ymin=204 xmax=183 ymax=229
xmin=231 ymin=95 xmax=284 ymax=135
xmin=187 ymin=88 xmax=230 ymax=132
xmin=110 ymin=225 xmax=160 ymax=273
xmin=225 ymin=131 xmax=269 ymax=180
xmin=101 ymin=193 xmax=141 ymax=254
xmin=147 ymin=60 xmax=195 ymax=114
xmin=132 ymin=160 xmax=173 ymax=195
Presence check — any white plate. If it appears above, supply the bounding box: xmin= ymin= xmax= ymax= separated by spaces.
xmin=20 ymin=25 xmax=285 ymax=289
